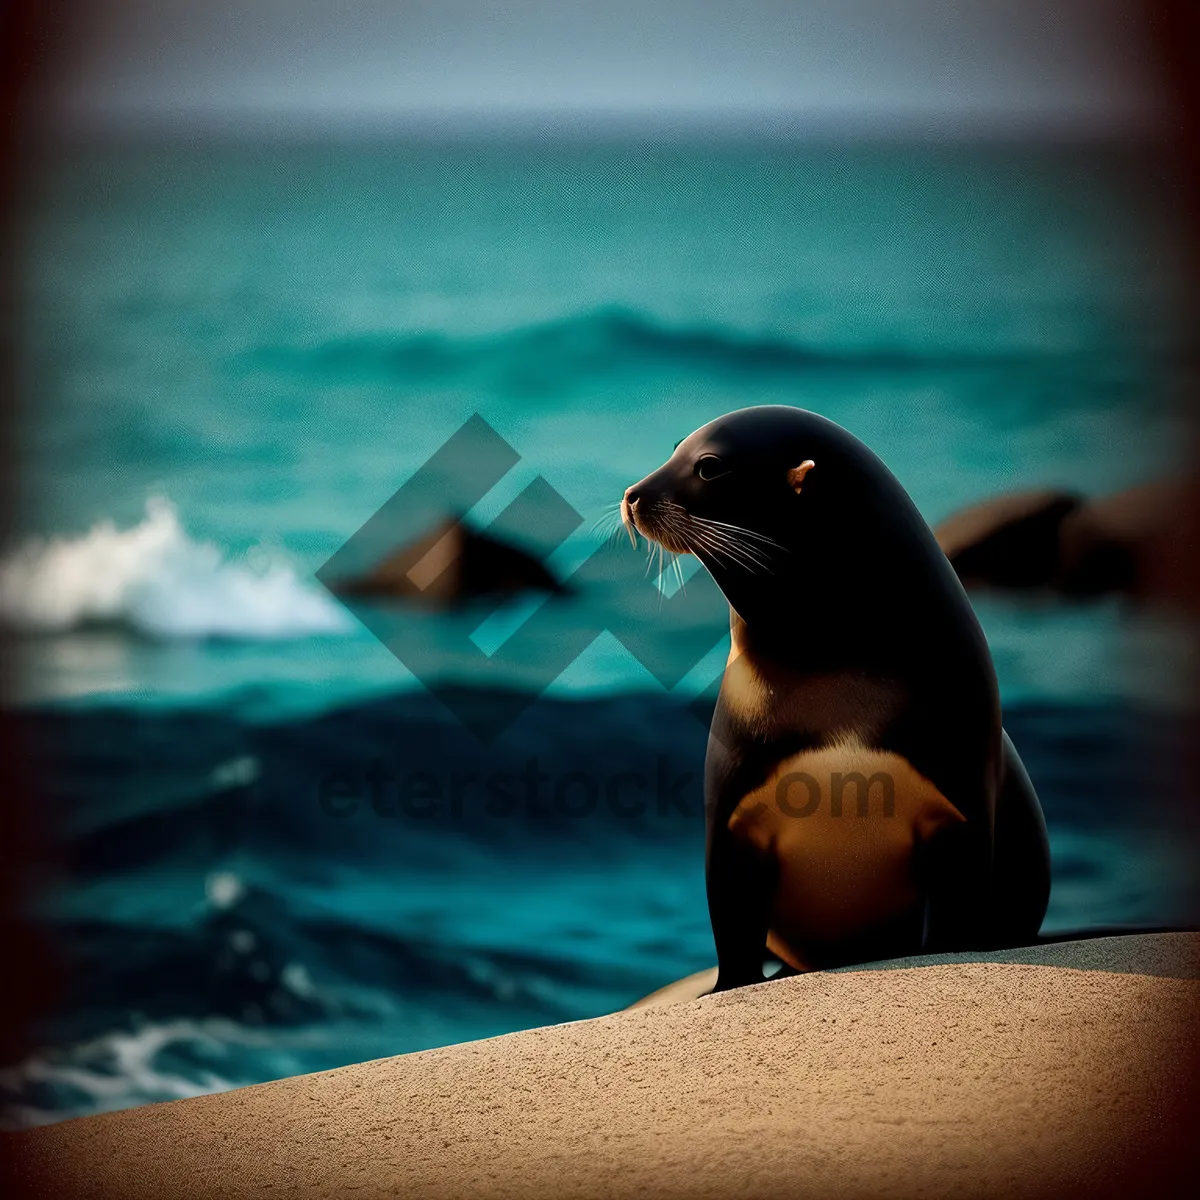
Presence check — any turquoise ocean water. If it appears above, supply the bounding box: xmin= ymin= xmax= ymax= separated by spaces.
xmin=1 ymin=141 xmax=1195 ymax=1124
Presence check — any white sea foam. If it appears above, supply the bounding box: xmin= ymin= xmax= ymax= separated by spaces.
xmin=0 ymin=497 xmax=350 ymax=639
xmin=205 ymin=870 xmax=246 ymax=910
xmin=0 ymin=1019 xmax=243 ymax=1129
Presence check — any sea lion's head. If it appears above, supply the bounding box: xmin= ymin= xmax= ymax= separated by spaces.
xmin=622 ymin=403 xmax=928 ymax=631
xmin=623 ymin=404 xmax=944 ymax=638
xmin=621 ymin=405 xmax=864 ymax=574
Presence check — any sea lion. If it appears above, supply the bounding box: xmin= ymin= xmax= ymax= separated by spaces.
xmin=623 ymin=405 xmax=1051 ymax=990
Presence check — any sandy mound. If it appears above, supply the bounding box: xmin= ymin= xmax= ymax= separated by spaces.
xmin=14 ymin=945 xmax=1198 ymax=1198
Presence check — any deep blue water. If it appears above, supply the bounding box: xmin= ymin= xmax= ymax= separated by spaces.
xmin=1 ymin=140 xmax=1195 ymax=1124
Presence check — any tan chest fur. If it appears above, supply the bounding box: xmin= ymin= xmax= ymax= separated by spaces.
xmin=727 ymin=739 xmax=965 ymax=971
xmin=721 ymin=611 xmax=965 ymax=969
xmin=724 ymin=615 xmax=907 ymax=740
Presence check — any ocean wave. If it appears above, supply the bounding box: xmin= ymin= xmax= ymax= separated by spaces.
xmin=42 ymin=875 xmax=602 ymax=1033
xmin=0 ymin=870 xmax=612 ymax=1125
xmin=10 ymin=697 xmax=1194 ymax=1125
xmin=0 ymin=496 xmax=350 ymax=639
xmin=255 ymin=306 xmax=1025 ymax=384
xmin=0 ymin=1018 xmax=243 ymax=1129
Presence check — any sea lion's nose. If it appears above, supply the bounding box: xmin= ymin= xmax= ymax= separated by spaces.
xmin=621 ymin=484 xmax=646 ymax=547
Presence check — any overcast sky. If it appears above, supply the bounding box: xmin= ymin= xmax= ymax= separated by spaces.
xmin=49 ymin=0 xmax=1166 ymax=137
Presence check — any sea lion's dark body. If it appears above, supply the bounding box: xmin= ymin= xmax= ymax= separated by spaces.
xmin=624 ymin=406 xmax=1051 ymax=991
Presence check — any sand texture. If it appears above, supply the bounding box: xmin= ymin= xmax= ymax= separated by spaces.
xmin=14 ymin=941 xmax=1200 ymax=1199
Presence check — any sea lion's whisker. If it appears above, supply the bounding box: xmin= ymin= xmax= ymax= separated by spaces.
xmin=662 ymin=517 xmax=692 ymax=595
xmin=684 ymin=524 xmax=772 ymax=574
xmin=647 ymin=539 xmax=669 ymax=605
xmin=644 ymin=530 xmax=670 ymax=579
xmin=699 ymin=531 xmax=774 ymax=575
xmin=595 ymin=523 xmax=625 ymax=547
xmin=689 ymin=515 xmax=787 ymax=552
xmin=589 ymin=507 xmax=624 ymax=535
xmin=627 ymin=500 xmax=773 ymax=576
xmin=682 ymin=516 xmax=771 ymax=566
xmin=592 ymin=510 xmax=634 ymax=553
xmin=648 ymin=511 xmax=693 ymax=597
xmin=658 ymin=501 xmax=778 ymax=566
xmin=689 ymin=523 xmax=786 ymax=560
xmin=678 ymin=520 xmax=740 ymax=558
xmin=684 ymin=517 xmax=779 ymax=573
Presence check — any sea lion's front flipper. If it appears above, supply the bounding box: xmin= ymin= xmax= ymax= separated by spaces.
xmin=707 ymin=823 xmax=775 ymax=992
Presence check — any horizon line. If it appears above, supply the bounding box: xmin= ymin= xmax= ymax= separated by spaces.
xmin=29 ymin=106 xmax=1173 ymax=149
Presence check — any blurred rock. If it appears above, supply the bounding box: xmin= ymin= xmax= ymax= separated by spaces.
xmin=935 ymin=481 xmax=1184 ymax=602
xmin=330 ymin=517 xmax=566 ymax=608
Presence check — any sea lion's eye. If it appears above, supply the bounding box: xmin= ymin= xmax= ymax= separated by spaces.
xmin=695 ymin=455 xmax=730 ymax=482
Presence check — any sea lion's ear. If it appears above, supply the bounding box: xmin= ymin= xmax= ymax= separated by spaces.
xmin=787 ymin=460 xmax=815 ymax=494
